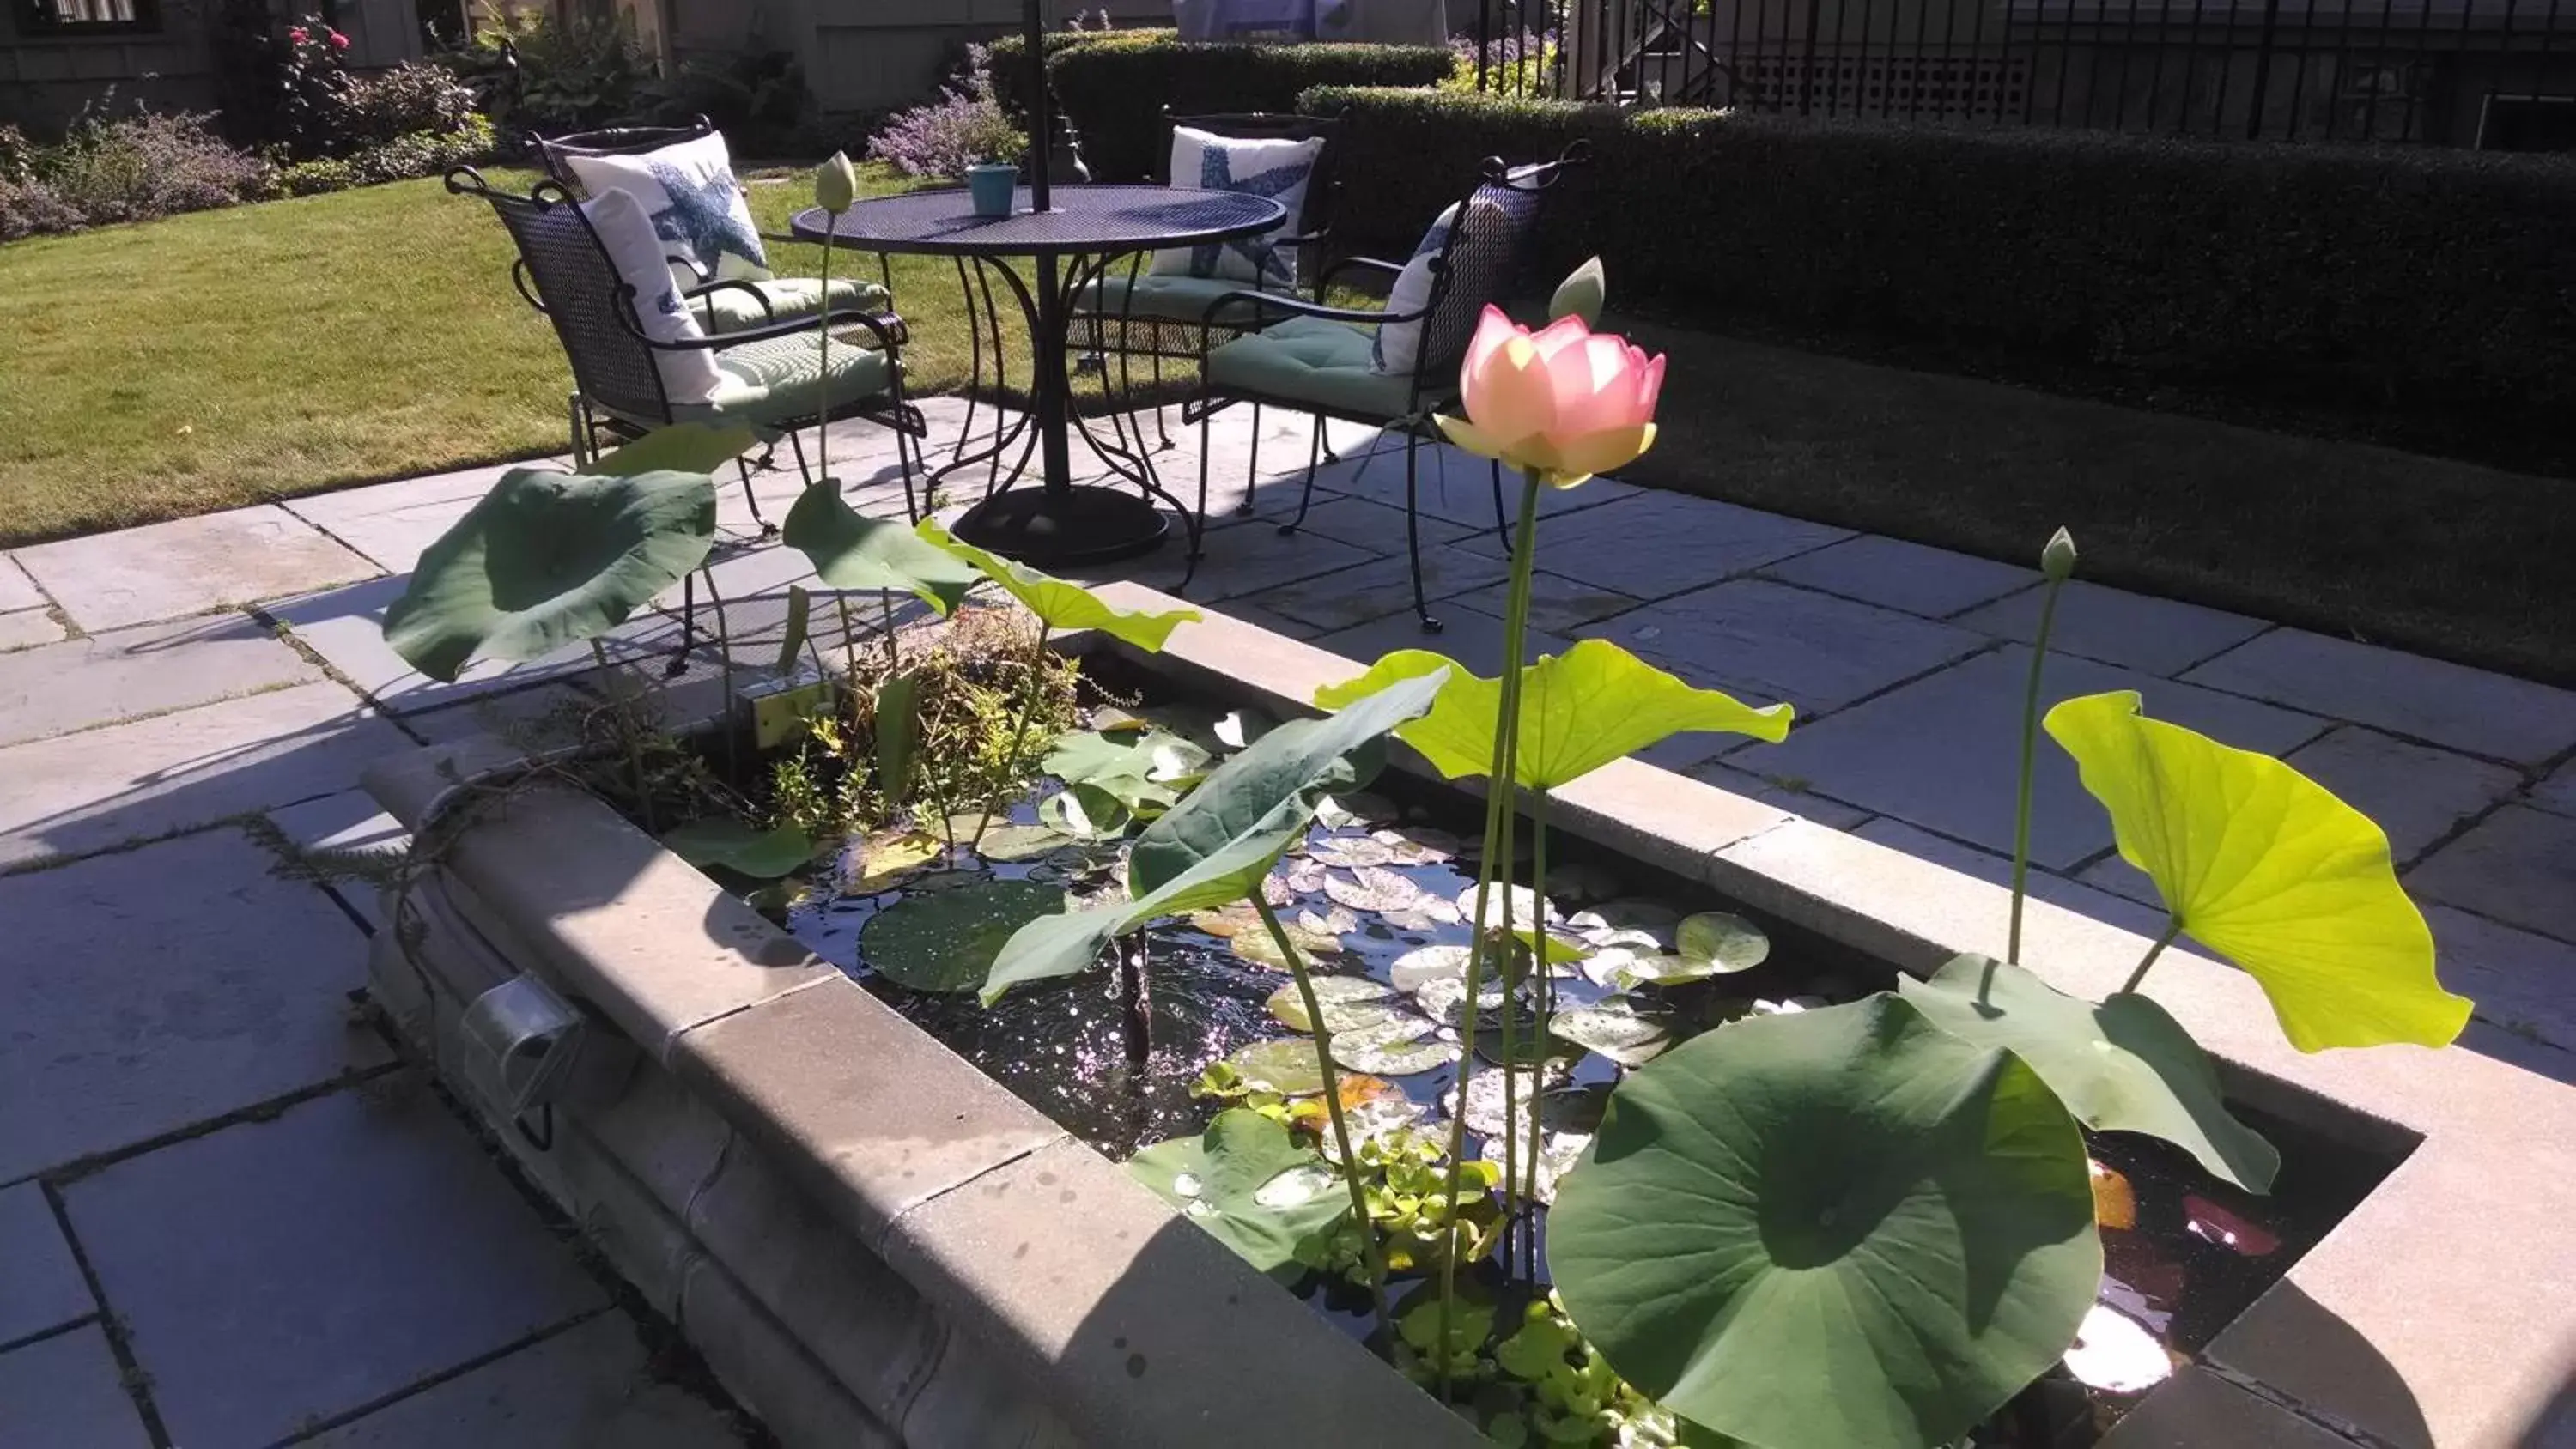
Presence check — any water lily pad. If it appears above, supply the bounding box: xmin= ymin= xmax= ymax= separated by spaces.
xmin=1129 ymin=1108 xmax=1350 ymax=1279
xmin=1550 ymin=997 xmax=1674 ymax=1066
xmin=1314 ymin=792 xmax=1394 ymax=828
xmin=844 ymin=828 xmax=945 ymax=894
xmin=1311 ymin=1091 xmax=1428 ymax=1160
xmin=1444 ymin=1064 xmax=1577 ymax=1139
xmin=1373 ymin=826 xmax=1459 ymax=865
xmin=1457 ymin=882 xmax=1558 ymax=931
xmin=1325 ymin=864 xmax=1426 ymax=914
xmin=661 ymin=817 xmax=815 ymax=879
xmin=1612 ymin=912 xmax=1772 ymax=986
xmin=1266 ymin=976 xmax=1400 ymax=1033
xmin=1390 ymin=944 xmax=1475 ymax=993
xmin=1567 ymin=900 xmax=1681 ymax=950
xmin=860 ymin=879 xmax=1066 ymax=992
xmin=1225 ymin=914 xmax=1347 ymax=972
xmin=1225 ymin=1037 xmax=1333 ymax=1096
xmin=1412 ymin=976 xmax=1515 ymax=1028
xmin=1307 ymin=834 xmax=1398 ymax=870
xmin=1477 ymin=1125 xmax=1595 ymax=1205
xmin=1039 ymin=782 xmax=1132 ymax=840
xmin=1337 ymin=1035 xmax=1462 ymax=1076
xmin=1260 ymin=871 xmax=1297 ymax=906
xmin=1297 ymin=905 xmax=1358 ymax=936
xmin=969 ymin=822 xmax=1071 ymax=862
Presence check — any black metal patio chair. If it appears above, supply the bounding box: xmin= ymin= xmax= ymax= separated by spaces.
xmin=1184 ymin=146 xmax=1587 ymax=630
xmin=446 ymin=167 xmax=927 ymax=528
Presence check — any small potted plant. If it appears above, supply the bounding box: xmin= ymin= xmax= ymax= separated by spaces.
xmin=967 ymin=155 xmax=1019 ymax=218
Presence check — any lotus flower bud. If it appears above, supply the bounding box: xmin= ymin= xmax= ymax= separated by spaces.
xmin=815 ymin=151 xmax=858 ymax=215
xmin=2042 ymin=527 xmax=2078 ymax=582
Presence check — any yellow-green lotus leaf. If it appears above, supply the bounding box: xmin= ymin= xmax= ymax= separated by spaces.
xmin=915 ymin=518 xmax=1198 ymax=649
xmin=1312 ymin=640 xmax=1791 ymax=789
xmin=2044 ymin=690 xmax=2470 ymax=1052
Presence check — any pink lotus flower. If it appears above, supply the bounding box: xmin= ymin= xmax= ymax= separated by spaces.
xmin=327 ymin=29 xmax=348 ymax=48
xmin=1436 ymin=305 xmax=1664 ymax=488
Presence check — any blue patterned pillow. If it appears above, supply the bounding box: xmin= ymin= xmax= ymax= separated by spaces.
xmin=1149 ymin=128 xmax=1322 ymax=288
xmin=563 ymin=132 xmax=769 ymax=283
xmin=1369 ymin=203 xmax=1459 ymax=375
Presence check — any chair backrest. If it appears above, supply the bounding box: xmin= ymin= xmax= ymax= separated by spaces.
xmin=1413 ymin=145 xmax=1589 ymax=379
xmin=1164 ymin=110 xmax=1344 ymax=284
xmin=533 ymin=115 xmax=715 ymax=197
xmin=445 ymin=167 xmax=670 ymax=425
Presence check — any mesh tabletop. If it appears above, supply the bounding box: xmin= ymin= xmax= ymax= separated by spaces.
xmin=787 ymin=185 xmax=1286 ymax=258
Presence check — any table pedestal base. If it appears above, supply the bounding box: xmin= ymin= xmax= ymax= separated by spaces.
xmin=949 ymin=484 xmax=1170 ymax=567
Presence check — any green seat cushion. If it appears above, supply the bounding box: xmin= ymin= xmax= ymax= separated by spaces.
xmin=675 ymin=327 xmax=894 ymax=429
xmin=1072 ymin=273 xmax=1292 ymax=329
xmin=690 ymin=276 xmax=889 ymax=336
xmin=1205 ymin=316 xmax=1421 ymax=420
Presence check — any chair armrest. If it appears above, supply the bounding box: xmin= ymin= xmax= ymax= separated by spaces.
xmin=1319 ymin=255 xmax=1406 ymax=293
xmin=612 ymin=289 xmax=908 ymax=355
xmin=1201 ymin=286 xmax=1429 ymax=330
xmin=665 ymin=252 xmax=712 ymax=283
xmin=682 ymin=278 xmax=775 ymax=327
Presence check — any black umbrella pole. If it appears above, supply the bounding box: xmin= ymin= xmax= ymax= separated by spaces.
xmin=1025 ymin=0 xmax=1051 ymax=211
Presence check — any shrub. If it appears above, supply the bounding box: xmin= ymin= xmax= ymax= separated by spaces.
xmin=333 ymin=61 xmax=482 ymax=149
xmin=640 ymin=49 xmax=811 ymax=157
xmin=991 ymin=29 xmax=1455 ymax=181
xmin=0 ymin=176 xmax=82 ymax=241
xmin=866 ymin=44 xmax=1026 ymax=179
xmin=276 ymin=114 xmax=496 ymax=195
xmin=275 ymin=15 xmax=357 ymax=160
xmin=32 ymin=100 xmax=274 ymax=228
xmin=1300 ymin=83 xmax=2576 ymax=433
xmin=434 ymin=10 xmax=653 ymax=137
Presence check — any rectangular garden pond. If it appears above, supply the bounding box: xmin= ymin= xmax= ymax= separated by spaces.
xmin=360 ymin=582 xmax=2576 ymax=1449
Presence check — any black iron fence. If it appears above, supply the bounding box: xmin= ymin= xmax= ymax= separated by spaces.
xmin=1467 ymin=0 xmax=2576 ymax=144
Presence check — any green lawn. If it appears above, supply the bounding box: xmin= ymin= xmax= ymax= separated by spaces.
xmin=0 ymin=164 xmax=1036 ymax=548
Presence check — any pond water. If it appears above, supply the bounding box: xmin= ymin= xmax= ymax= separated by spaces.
xmin=673 ymin=691 xmax=2396 ymax=1445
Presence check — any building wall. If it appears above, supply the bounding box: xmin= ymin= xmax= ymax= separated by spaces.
xmin=1 ymin=0 xmax=422 ymax=137
xmin=653 ymin=0 xmax=1167 ymax=118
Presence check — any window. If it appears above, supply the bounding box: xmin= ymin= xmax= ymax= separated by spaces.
xmin=21 ymin=0 xmax=161 ymax=33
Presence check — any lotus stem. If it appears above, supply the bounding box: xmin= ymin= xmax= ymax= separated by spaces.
xmin=1435 ymin=470 xmax=1545 ymax=1395
xmin=593 ymin=638 xmax=653 ymax=832
xmin=1252 ymin=895 xmax=1388 ymax=1347
xmin=2008 ymin=575 xmax=2068 ymax=965
xmin=1523 ymin=789 xmax=1552 ymax=1282
xmin=816 ymin=209 xmax=837 ymax=492
xmin=702 ymin=565 xmax=738 ymax=782
xmin=2123 ymin=919 xmax=2183 ymax=995
xmin=970 ymin=622 xmax=1050 ymax=853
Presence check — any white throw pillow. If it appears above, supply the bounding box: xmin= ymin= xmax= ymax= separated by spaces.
xmin=580 ymin=188 xmax=724 ymax=406
xmin=1149 ymin=127 xmax=1323 ymax=288
xmin=562 ymin=132 xmax=770 ymax=283
xmin=1369 ymin=202 xmax=1460 ymax=377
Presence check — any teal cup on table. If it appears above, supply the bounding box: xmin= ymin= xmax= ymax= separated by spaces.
xmin=967 ymin=164 xmax=1018 ymax=218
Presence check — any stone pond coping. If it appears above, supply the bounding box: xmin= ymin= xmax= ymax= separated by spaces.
xmin=363 ymin=581 xmax=2576 ymax=1448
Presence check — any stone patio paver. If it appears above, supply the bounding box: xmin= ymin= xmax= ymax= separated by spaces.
xmin=0 ymin=610 xmax=318 ymax=749
xmin=1461 ymin=490 xmax=1851 ymax=598
xmin=1309 ymin=606 xmax=1573 ymax=679
xmin=2406 ymin=805 xmax=2576 ymax=944
xmin=1753 ymin=646 xmax=2330 ymax=870
xmin=1851 ymin=818 xmax=2174 ymax=938
xmin=2532 ymin=758 xmax=2576 ymax=818
xmin=0 ymin=1181 xmax=92 ymax=1345
xmin=267 ymin=573 xmax=677 ymax=718
xmin=1591 ymin=578 xmax=1990 ymax=715
xmin=15 ymin=503 xmax=380 ymax=633
xmin=1952 ymin=579 xmax=2270 ymax=677
xmin=2184 ymin=626 xmax=2576 ymax=767
xmin=64 ymin=1082 xmax=605 ymax=1449
xmin=0 ymin=681 xmax=410 ymax=869
xmin=268 ymin=790 xmax=411 ymax=935
xmin=0 ymin=555 xmax=46 ymax=612
xmin=0 ymin=609 xmax=64 ymax=652
xmin=1253 ymin=544 xmax=1515 ymax=634
xmin=2424 ymin=905 xmax=2576 ymax=1057
xmin=1315 ymin=438 xmax=1639 ymax=528
xmin=1449 ymin=569 xmax=1648 ymax=634
xmin=0 ymin=828 xmax=389 ymax=1182
xmin=1685 ymin=759 xmax=1875 ymax=830
xmin=0 ymin=1325 xmax=153 ymax=1447
xmin=283 ymin=461 xmax=532 ymax=574
xmin=2279 ymin=725 xmax=2524 ymax=866
xmin=1096 ymin=513 xmax=1376 ymax=602
xmin=1760 ymin=534 xmax=2038 ymax=620
xmin=1263 ymin=495 xmax=1477 ymax=553
xmin=303 ymin=1313 xmax=747 ymax=1447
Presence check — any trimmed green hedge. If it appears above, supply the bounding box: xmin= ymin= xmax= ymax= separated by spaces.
xmin=1299 ymin=85 xmax=2576 ymax=430
xmin=993 ymin=30 xmax=1455 ymax=183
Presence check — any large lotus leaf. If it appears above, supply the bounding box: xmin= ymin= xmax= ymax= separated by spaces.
xmin=862 ymin=879 xmax=1066 ymax=992
xmin=917 ymin=518 xmax=1199 ymax=647
xmin=1129 ymin=1108 xmax=1351 ymax=1279
xmin=979 ymin=671 xmax=1448 ymax=1003
xmin=1312 ymin=641 xmax=1791 ymax=789
xmin=1899 ymin=955 xmax=2279 ymax=1191
xmin=385 ymin=466 xmax=716 ymax=683
xmin=1547 ymin=994 xmax=2101 ymax=1449
xmin=587 ymin=421 xmax=757 ymax=476
xmin=661 ymin=817 xmax=816 ymax=880
xmin=782 ymin=487 xmax=981 ymax=615
xmin=2044 ymin=691 xmax=2471 ymax=1052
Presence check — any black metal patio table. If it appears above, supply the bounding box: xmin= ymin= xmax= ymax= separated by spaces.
xmin=790 ymin=185 xmax=1288 ymax=567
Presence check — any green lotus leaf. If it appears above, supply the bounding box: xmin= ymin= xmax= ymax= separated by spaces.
xmin=979 ymin=670 xmax=1448 ymax=1003
xmin=586 ymin=421 xmax=758 ymax=476
xmin=1547 ymin=994 xmax=2102 ymax=1449
xmin=660 ymin=817 xmax=816 ymax=880
xmin=1224 ymin=1038 xmax=1331 ymax=1096
xmin=916 ymin=518 xmax=1200 ymax=648
xmin=1128 ymin=1108 xmax=1351 ymax=1279
xmin=1312 ymin=640 xmax=1791 ymax=788
xmin=782 ymin=486 xmax=980 ymax=615
xmin=1899 ymin=955 xmax=2279 ymax=1191
xmin=1038 ymin=781 xmax=1132 ymax=840
xmin=861 ymin=879 xmax=1065 ymax=993
xmin=876 ymin=670 xmax=921 ymax=804
xmin=2044 ymin=690 xmax=2471 ymax=1052
xmin=385 ymin=465 xmax=717 ymax=684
